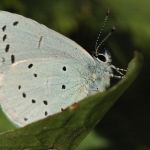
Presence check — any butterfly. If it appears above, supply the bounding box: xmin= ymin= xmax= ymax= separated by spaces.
xmin=0 ymin=11 xmax=126 ymax=127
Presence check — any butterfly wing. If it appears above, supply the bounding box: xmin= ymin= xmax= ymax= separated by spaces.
xmin=0 ymin=55 xmax=91 ymax=126
xmin=0 ymin=11 xmax=96 ymax=127
xmin=0 ymin=11 xmax=94 ymax=72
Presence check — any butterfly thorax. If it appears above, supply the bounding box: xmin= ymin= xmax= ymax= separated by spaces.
xmin=87 ymin=53 xmax=112 ymax=95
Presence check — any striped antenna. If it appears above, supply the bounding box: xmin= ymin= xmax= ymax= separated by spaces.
xmin=95 ymin=26 xmax=116 ymax=55
xmin=95 ymin=8 xmax=110 ymax=56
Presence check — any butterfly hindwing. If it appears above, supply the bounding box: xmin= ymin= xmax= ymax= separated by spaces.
xmin=0 ymin=56 xmax=89 ymax=126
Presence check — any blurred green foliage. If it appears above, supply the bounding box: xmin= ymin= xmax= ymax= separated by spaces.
xmin=0 ymin=0 xmax=149 ymax=150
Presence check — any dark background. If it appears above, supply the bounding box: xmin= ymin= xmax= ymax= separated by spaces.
xmin=0 ymin=0 xmax=149 ymax=150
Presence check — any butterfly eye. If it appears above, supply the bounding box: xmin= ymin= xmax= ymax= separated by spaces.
xmin=97 ymin=54 xmax=106 ymax=62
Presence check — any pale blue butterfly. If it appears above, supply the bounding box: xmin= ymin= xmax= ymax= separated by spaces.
xmin=0 ymin=10 xmax=125 ymax=127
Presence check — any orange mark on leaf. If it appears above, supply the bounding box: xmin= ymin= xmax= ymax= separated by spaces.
xmin=69 ymin=102 xmax=79 ymax=110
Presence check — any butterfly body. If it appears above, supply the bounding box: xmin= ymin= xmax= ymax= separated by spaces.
xmin=0 ymin=11 xmax=114 ymax=127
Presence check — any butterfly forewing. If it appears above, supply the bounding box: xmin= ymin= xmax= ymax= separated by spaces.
xmin=0 ymin=11 xmax=94 ymax=72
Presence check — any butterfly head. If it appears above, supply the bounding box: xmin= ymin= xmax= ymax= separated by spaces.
xmin=89 ymin=49 xmax=126 ymax=94
xmin=93 ymin=49 xmax=112 ymax=64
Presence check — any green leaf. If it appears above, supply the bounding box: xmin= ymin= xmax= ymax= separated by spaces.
xmin=0 ymin=109 xmax=16 ymax=132
xmin=77 ymin=131 xmax=109 ymax=150
xmin=0 ymin=51 xmax=143 ymax=150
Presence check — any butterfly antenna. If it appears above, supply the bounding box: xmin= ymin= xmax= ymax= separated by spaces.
xmin=95 ymin=8 xmax=110 ymax=56
xmin=96 ymin=26 xmax=116 ymax=56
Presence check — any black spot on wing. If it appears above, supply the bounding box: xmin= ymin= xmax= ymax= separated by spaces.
xmin=22 ymin=92 xmax=26 ymax=98
xmin=11 ymin=54 xmax=15 ymax=64
xmin=18 ymin=85 xmax=21 ymax=90
xmin=28 ymin=64 xmax=33 ymax=69
xmin=2 ymin=25 xmax=6 ymax=32
xmin=5 ymin=44 xmax=10 ymax=52
xmin=24 ymin=117 xmax=28 ymax=121
xmin=33 ymin=73 xmax=37 ymax=77
xmin=13 ymin=21 xmax=19 ymax=26
xmin=45 ymin=111 xmax=48 ymax=116
xmin=62 ymin=66 xmax=66 ymax=71
xmin=43 ymin=100 xmax=48 ymax=105
xmin=32 ymin=99 xmax=36 ymax=103
xmin=3 ymin=34 xmax=7 ymax=41
xmin=62 ymin=85 xmax=66 ymax=89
